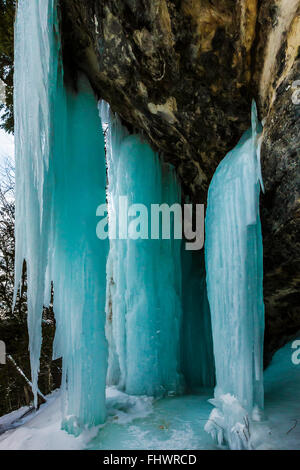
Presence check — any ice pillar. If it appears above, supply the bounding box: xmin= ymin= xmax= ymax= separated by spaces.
xmin=14 ymin=0 xmax=61 ymax=406
xmin=51 ymin=79 xmax=108 ymax=435
xmin=204 ymin=102 xmax=265 ymax=449
xmin=100 ymin=103 xmax=184 ymax=397
xmin=14 ymin=0 xmax=108 ymax=434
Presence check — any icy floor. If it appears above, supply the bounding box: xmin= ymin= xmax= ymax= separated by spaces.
xmin=0 ymin=341 xmax=299 ymax=450
xmin=0 ymin=389 xmax=217 ymax=450
xmin=89 ymin=389 xmax=217 ymax=450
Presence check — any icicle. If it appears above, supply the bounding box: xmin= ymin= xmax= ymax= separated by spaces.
xmin=205 ymin=101 xmax=264 ymax=449
xmin=100 ymin=103 xmax=184 ymax=397
xmin=14 ymin=0 xmax=60 ymax=407
xmin=14 ymin=0 xmax=108 ymax=433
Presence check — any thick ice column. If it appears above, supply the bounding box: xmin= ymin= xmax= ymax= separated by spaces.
xmin=101 ymin=104 xmax=183 ymax=397
xmin=204 ymin=102 xmax=264 ymax=449
xmin=14 ymin=0 xmax=108 ymax=433
xmin=51 ymin=78 xmax=108 ymax=435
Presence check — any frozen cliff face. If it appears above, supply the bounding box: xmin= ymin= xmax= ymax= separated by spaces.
xmin=13 ymin=0 xmax=297 ymax=446
xmin=205 ymin=102 xmax=265 ymax=449
xmin=14 ymin=0 xmax=216 ymax=432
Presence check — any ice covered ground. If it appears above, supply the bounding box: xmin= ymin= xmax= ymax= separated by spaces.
xmin=251 ymin=340 xmax=300 ymax=450
xmin=0 ymin=341 xmax=299 ymax=450
xmin=0 ymin=389 xmax=216 ymax=450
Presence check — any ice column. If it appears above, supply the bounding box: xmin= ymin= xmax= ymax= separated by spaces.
xmin=50 ymin=78 xmax=108 ymax=435
xmin=205 ymin=102 xmax=265 ymax=449
xmin=14 ymin=0 xmax=61 ymax=405
xmin=100 ymin=103 xmax=184 ymax=397
xmin=14 ymin=0 xmax=108 ymax=434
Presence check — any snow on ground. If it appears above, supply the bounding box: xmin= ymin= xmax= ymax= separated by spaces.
xmin=0 ymin=341 xmax=299 ymax=450
xmin=0 ymin=405 xmax=30 ymax=432
xmin=0 ymin=388 xmax=216 ymax=450
xmin=0 ymin=391 xmax=91 ymax=450
xmin=0 ymin=388 xmax=156 ymax=451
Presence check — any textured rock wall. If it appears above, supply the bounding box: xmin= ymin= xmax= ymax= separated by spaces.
xmin=254 ymin=0 xmax=300 ymax=362
xmin=59 ymin=0 xmax=300 ymax=361
xmin=59 ymin=0 xmax=259 ymax=199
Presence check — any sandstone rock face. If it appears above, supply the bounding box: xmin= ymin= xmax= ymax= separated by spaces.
xmin=59 ymin=0 xmax=300 ymax=361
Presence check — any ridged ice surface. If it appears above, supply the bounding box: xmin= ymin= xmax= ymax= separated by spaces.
xmin=14 ymin=0 xmax=108 ymax=434
xmin=14 ymin=0 xmax=59 ymax=406
xmin=205 ymin=102 xmax=265 ymax=449
xmin=100 ymin=103 xmax=184 ymax=397
xmin=14 ymin=0 xmax=266 ymax=446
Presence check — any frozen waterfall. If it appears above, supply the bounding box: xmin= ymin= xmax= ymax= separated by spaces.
xmin=14 ymin=0 xmax=108 ymax=434
xmin=205 ymin=102 xmax=265 ymax=449
xmin=13 ymin=0 xmax=265 ymax=449
xmin=100 ymin=102 xmax=184 ymax=397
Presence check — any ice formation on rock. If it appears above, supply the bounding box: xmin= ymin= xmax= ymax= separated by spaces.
xmin=14 ymin=0 xmax=108 ymax=434
xmin=205 ymin=101 xmax=265 ymax=449
xmin=100 ymin=102 xmax=184 ymax=397
xmin=14 ymin=0 xmax=265 ymax=447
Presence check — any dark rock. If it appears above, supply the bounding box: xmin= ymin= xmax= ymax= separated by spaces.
xmin=59 ymin=0 xmax=300 ymax=361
